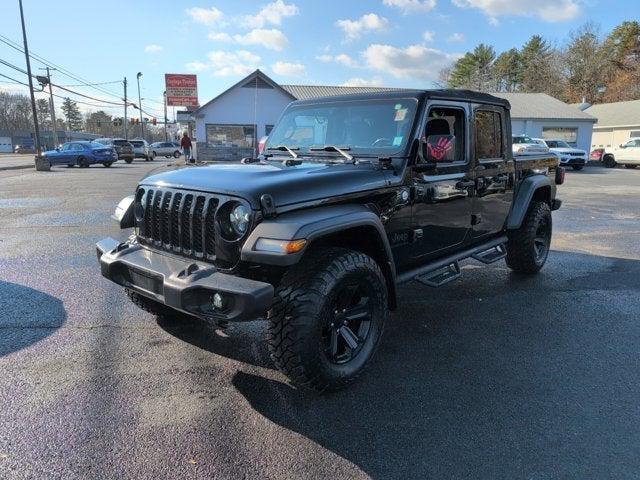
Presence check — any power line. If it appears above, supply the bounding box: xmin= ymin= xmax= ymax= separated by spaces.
xmin=59 ymin=80 xmax=123 ymax=87
xmin=0 ymin=72 xmax=30 ymax=87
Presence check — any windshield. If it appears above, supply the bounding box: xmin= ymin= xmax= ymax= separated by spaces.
xmin=266 ymin=98 xmax=418 ymax=156
xmin=513 ymin=135 xmax=533 ymax=144
xmin=546 ymin=140 xmax=570 ymax=148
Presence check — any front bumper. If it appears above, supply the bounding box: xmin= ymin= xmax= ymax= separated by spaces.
xmin=559 ymin=156 xmax=587 ymax=166
xmin=96 ymin=237 xmax=274 ymax=322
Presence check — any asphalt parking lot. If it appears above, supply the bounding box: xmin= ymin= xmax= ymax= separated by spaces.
xmin=1 ymin=161 xmax=639 ymax=479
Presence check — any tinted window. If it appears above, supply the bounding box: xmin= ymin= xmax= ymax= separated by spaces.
xmin=513 ymin=135 xmax=533 ymax=144
xmin=130 ymin=141 xmax=144 ymax=147
xmin=113 ymin=140 xmax=129 ymax=146
xmin=423 ymin=106 xmax=466 ymax=163
xmin=475 ymin=110 xmax=503 ymax=160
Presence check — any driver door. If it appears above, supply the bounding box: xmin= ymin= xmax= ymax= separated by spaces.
xmin=410 ymin=101 xmax=474 ymax=262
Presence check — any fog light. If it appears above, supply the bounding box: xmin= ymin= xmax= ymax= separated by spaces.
xmin=212 ymin=292 xmax=225 ymax=310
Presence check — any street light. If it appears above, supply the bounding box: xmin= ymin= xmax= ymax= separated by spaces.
xmin=136 ymin=72 xmax=144 ymax=139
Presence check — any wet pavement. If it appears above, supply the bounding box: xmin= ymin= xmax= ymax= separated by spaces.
xmin=1 ymin=162 xmax=639 ymax=479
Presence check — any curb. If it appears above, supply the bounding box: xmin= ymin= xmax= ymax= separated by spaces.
xmin=0 ymin=164 xmax=33 ymax=172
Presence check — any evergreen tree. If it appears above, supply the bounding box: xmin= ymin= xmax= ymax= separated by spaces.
xmin=493 ymin=49 xmax=522 ymax=92
xmin=61 ymin=97 xmax=82 ymax=131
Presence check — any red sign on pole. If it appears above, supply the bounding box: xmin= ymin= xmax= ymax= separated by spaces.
xmin=165 ymin=74 xmax=198 ymax=107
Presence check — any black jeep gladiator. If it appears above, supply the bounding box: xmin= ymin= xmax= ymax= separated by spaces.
xmin=97 ymin=89 xmax=564 ymax=391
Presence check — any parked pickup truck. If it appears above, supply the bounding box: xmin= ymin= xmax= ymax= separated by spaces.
xmin=97 ymin=89 xmax=564 ymax=392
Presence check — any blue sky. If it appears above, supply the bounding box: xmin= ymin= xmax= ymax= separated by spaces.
xmin=0 ymin=0 xmax=635 ymax=118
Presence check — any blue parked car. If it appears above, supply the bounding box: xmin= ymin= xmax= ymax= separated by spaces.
xmin=43 ymin=141 xmax=118 ymax=168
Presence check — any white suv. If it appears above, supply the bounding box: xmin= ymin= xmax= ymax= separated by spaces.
xmin=602 ymin=138 xmax=640 ymax=169
xmin=532 ymin=138 xmax=588 ymax=171
xmin=512 ymin=135 xmax=549 ymax=156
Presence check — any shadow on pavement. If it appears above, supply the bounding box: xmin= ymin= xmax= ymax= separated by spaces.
xmin=157 ymin=314 xmax=273 ymax=369
xmin=230 ymin=252 xmax=640 ymax=479
xmin=0 ymin=281 xmax=66 ymax=356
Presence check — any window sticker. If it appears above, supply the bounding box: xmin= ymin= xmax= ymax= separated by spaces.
xmin=394 ymin=108 xmax=407 ymax=121
xmin=392 ymin=136 xmax=403 ymax=146
xmin=394 ymin=103 xmax=402 ymax=110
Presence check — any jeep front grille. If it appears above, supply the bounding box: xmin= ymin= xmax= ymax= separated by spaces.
xmin=136 ymin=187 xmax=219 ymax=260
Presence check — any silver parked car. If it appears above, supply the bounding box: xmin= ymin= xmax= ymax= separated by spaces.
xmin=512 ymin=134 xmax=549 ymax=156
xmin=130 ymin=139 xmax=152 ymax=161
xmin=149 ymin=141 xmax=182 ymax=159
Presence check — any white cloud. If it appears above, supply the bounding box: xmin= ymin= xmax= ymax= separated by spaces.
xmin=452 ymin=0 xmax=580 ymax=23
xmin=422 ymin=30 xmax=435 ymax=42
xmin=188 ymin=50 xmax=262 ymax=76
xmin=186 ymin=61 xmax=208 ymax=72
xmin=208 ymin=31 xmax=233 ymax=42
xmin=243 ymin=0 xmax=299 ymax=28
xmin=363 ymin=43 xmax=460 ymax=81
xmin=316 ymin=53 xmax=357 ymax=67
xmin=185 ymin=6 xmax=224 ymax=26
xmin=383 ymin=0 xmax=436 ymax=13
xmin=341 ymin=77 xmax=384 ymax=87
xmin=336 ymin=13 xmax=388 ymax=41
xmin=233 ymin=28 xmax=288 ymax=51
xmin=447 ymin=32 xmax=464 ymax=42
xmin=271 ymin=61 xmax=306 ymax=77
xmin=144 ymin=44 xmax=163 ymax=53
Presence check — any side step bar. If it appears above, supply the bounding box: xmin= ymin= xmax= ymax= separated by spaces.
xmin=396 ymin=235 xmax=508 ymax=286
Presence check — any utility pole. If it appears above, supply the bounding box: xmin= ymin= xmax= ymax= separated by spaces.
xmin=163 ymin=90 xmax=168 ymax=141
xmin=40 ymin=66 xmax=58 ymax=148
xmin=123 ymin=77 xmax=128 ymax=139
xmin=18 ymin=0 xmax=45 ymax=169
xmin=136 ymin=72 xmax=144 ymax=139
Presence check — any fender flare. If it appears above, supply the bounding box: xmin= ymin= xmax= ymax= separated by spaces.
xmin=507 ymin=175 xmax=551 ymax=230
xmin=242 ymin=204 xmax=395 ymax=273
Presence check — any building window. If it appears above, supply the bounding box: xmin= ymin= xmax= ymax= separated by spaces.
xmin=630 ymin=131 xmax=640 ymax=138
xmin=265 ymin=125 xmax=274 ymax=136
xmin=474 ymin=110 xmax=503 ymax=160
xmin=542 ymin=127 xmax=578 ymax=146
xmin=206 ymin=124 xmax=255 ymax=148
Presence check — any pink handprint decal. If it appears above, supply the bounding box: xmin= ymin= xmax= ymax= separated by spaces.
xmin=427 ymin=136 xmax=453 ymax=161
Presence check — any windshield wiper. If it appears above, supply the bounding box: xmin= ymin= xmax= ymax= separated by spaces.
xmin=266 ymin=145 xmax=299 ymax=159
xmin=309 ymin=145 xmax=353 ymax=162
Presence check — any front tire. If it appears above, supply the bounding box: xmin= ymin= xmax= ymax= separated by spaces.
xmin=603 ymin=154 xmax=616 ymax=168
xmin=77 ymin=156 xmax=89 ymax=168
xmin=268 ymin=248 xmax=388 ymax=392
xmin=506 ymin=201 xmax=552 ymax=274
xmin=173 ymin=151 xmax=181 ymax=158
xmin=124 ymin=158 xmax=133 ymax=164
xmin=624 ymin=164 xmax=638 ymax=169
xmin=103 ymin=162 xmax=112 ymax=168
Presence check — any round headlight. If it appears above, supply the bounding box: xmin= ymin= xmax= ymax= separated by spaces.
xmin=229 ymin=204 xmax=250 ymax=235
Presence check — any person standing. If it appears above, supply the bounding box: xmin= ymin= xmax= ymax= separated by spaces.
xmin=180 ymin=132 xmax=193 ymax=163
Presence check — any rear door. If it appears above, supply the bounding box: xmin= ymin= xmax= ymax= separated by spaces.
xmin=410 ymin=100 xmax=474 ymax=261
xmin=471 ymin=106 xmax=513 ymax=239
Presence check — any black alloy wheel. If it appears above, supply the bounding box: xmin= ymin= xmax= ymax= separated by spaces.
xmin=323 ymin=280 xmax=373 ymax=365
xmin=533 ymin=215 xmax=551 ymax=264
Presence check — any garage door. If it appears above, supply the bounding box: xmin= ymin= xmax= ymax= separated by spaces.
xmin=0 ymin=137 xmax=12 ymax=153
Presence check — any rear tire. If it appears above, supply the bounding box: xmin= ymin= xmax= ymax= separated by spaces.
xmin=603 ymin=154 xmax=616 ymax=168
xmin=268 ymin=248 xmax=388 ymax=392
xmin=506 ymin=201 xmax=552 ymax=274
xmin=125 ymin=158 xmax=133 ymax=164
xmin=103 ymin=162 xmax=112 ymax=167
xmin=572 ymin=165 xmax=583 ymax=171
xmin=624 ymin=164 xmax=638 ymax=169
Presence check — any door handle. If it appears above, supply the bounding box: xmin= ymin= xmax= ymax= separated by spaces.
xmin=455 ymin=179 xmax=475 ymax=189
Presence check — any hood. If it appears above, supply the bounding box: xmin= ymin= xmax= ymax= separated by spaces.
xmin=550 ymin=147 xmax=585 ymax=154
xmin=140 ymin=161 xmax=388 ymax=209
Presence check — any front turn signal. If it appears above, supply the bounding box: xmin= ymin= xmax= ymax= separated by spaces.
xmin=254 ymin=238 xmax=307 ymax=254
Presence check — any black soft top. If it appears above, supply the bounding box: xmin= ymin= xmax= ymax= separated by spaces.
xmin=290 ymin=89 xmax=511 ymax=110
